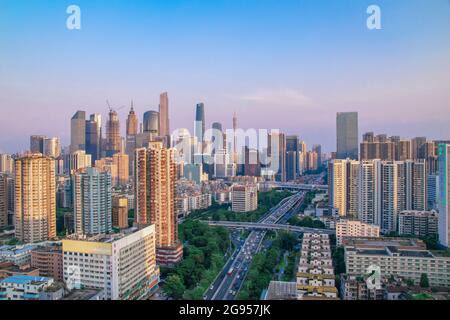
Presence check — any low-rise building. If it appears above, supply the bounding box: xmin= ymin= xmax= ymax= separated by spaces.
xmin=0 ymin=275 xmax=55 ymax=300
xmin=31 ymin=243 xmax=63 ymax=282
xmin=398 ymin=210 xmax=439 ymax=238
xmin=336 ymin=220 xmax=380 ymax=246
xmin=0 ymin=244 xmax=37 ymax=266
xmin=343 ymin=237 xmax=450 ymax=287
xmin=62 ymin=225 xmax=160 ymax=300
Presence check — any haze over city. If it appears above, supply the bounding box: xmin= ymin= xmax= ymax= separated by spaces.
xmin=1 ymin=0 xmax=449 ymax=154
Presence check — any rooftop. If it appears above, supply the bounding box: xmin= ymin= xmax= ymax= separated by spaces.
xmin=0 ymin=274 xmax=50 ymax=285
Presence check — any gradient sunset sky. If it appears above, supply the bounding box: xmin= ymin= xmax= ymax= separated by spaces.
xmin=0 ymin=0 xmax=449 ymax=153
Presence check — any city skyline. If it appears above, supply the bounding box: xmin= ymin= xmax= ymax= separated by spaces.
xmin=1 ymin=0 xmax=450 ymax=153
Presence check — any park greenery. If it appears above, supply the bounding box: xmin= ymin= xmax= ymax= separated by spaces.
xmin=190 ymin=190 xmax=293 ymax=223
xmin=161 ymin=219 xmax=230 ymax=300
xmin=237 ymin=232 xmax=299 ymax=300
xmin=287 ymin=215 xmax=326 ymax=229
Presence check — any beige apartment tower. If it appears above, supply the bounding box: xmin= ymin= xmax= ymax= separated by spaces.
xmin=134 ymin=142 xmax=182 ymax=266
xmin=15 ymin=154 xmax=56 ymax=243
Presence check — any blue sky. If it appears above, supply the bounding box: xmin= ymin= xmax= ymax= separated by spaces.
xmin=0 ymin=0 xmax=449 ymax=153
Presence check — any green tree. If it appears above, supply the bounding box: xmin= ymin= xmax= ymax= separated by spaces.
xmin=420 ymin=273 xmax=430 ymax=288
xmin=163 ymin=274 xmax=186 ymax=299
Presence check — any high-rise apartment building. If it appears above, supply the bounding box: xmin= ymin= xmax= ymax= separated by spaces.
xmin=15 ymin=154 xmax=56 ymax=243
xmin=336 ymin=112 xmax=358 ymax=160
xmin=73 ymin=167 xmax=112 ymax=235
xmin=112 ymin=196 xmax=129 ymax=229
xmin=70 ymin=111 xmax=86 ymax=153
xmin=134 ymin=142 xmax=183 ymax=266
xmin=231 ymin=184 xmax=258 ymax=213
xmin=0 ymin=174 xmax=8 ymax=228
xmin=398 ymin=210 xmax=438 ymax=238
xmin=438 ymin=144 xmax=450 ymax=247
xmin=64 ymin=150 xmax=92 ymax=175
xmin=0 ymin=154 xmax=14 ymax=174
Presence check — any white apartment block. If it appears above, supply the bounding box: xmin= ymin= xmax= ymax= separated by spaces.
xmin=62 ymin=225 xmax=160 ymax=300
xmin=336 ymin=219 xmax=380 ymax=246
xmin=344 ymin=237 xmax=450 ymax=287
xmin=231 ymin=184 xmax=258 ymax=213
xmin=296 ymin=233 xmax=338 ymax=299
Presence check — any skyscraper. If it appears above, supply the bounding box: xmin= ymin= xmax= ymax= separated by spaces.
xmin=336 ymin=112 xmax=358 ymax=160
xmin=0 ymin=154 xmax=14 ymax=174
xmin=126 ymin=104 xmax=139 ymax=136
xmin=85 ymin=119 xmax=100 ymax=163
xmin=43 ymin=137 xmax=61 ymax=158
xmin=134 ymin=142 xmax=183 ymax=266
xmin=438 ymin=144 xmax=450 ymax=247
xmin=105 ymin=109 xmax=121 ymax=157
xmin=159 ymin=92 xmax=170 ymax=137
xmin=286 ymin=135 xmax=299 ymax=178
xmin=15 ymin=154 xmax=56 ymax=243
xmin=268 ymin=132 xmax=286 ymax=182
xmin=70 ymin=111 xmax=86 ymax=153
xmin=143 ymin=111 xmax=160 ymax=135
xmin=195 ymin=103 xmax=205 ymax=143
xmin=73 ymin=167 xmax=112 ymax=235
xmin=30 ymin=135 xmax=46 ymax=153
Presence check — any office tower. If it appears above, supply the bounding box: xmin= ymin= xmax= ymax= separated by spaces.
xmin=64 ymin=150 xmax=91 ymax=174
xmin=126 ymin=105 xmax=139 ymax=174
xmin=244 ymin=147 xmax=261 ymax=177
xmin=438 ymin=144 xmax=450 ymax=247
xmin=112 ymin=196 xmax=129 ymax=229
xmin=231 ymin=185 xmax=258 ymax=213
xmin=336 ymin=112 xmax=358 ymax=160
xmin=195 ymin=103 xmax=205 ymax=144
xmin=143 ymin=110 xmax=160 ymax=135
xmin=105 ymin=109 xmax=121 ymax=157
xmin=134 ymin=142 xmax=183 ymax=266
xmin=15 ymin=154 xmax=56 ymax=243
xmin=85 ymin=115 xmax=101 ymax=163
xmin=159 ymin=92 xmax=170 ymax=138
xmin=126 ymin=104 xmax=139 ymax=136
xmin=268 ymin=132 xmax=286 ymax=182
xmin=30 ymin=135 xmax=46 ymax=153
xmin=43 ymin=137 xmax=61 ymax=158
xmin=0 ymin=154 xmax=14 ymax=174
xmin=73 ymin=167 xmax=112 ymax=235
xmin=62 ymin=225 xmax=160 ymax=300
xmin=427 ymin=174 xmax=439 ymax=210
xmin=286 ymin=135 xmax=300 ymax=177
xmin=313 ymin=144 xmax=322 ymax=167
xmin=0 ymin=174 xmax=7 ymax=228
xmin=70 ymin=111 xmax=86 ymax=153
xmin=214 ymin=148 xmax=231 ymax=178
xmin=358 ymin=160 xmax=381 ymax=226
xmin=286 ymin=151 xmax=297 ymax=181
xmin=328 ymin=159 xmax=360 ymax=218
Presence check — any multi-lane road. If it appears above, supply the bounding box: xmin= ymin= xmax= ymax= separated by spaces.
xmin=205 ymin=191 xmax=306 ymax=300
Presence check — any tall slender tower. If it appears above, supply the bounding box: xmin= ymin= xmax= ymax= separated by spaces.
xmin=70 ymin=111 xmax=86 ymax=154
xmin=438 ymin=144 xmax=450 ymax=247
xmin=0 ymin=174 xmax=8 ymax=228
xmin=195 ymin=103 xmax=205 ymax=143
xmin=134 ymin=142 xmax=182 ymax=266
xmin=336 ymin=112 xmax=358 ymax=160
xmin=159 ymin=92 xmax=170 ymax=137
xmin=15 ymin=154 xmax=56 ymax=243
xmin=73 ymin=167 xmax=112 ymax=235
xmin=233 ymin=111 xmax=238 ymax=166
xmin=126 ymin=102 xmax=138 ymax=136
xmin=105 ymin=109 xmax=121 ymax=157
